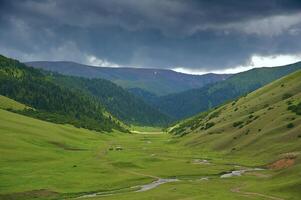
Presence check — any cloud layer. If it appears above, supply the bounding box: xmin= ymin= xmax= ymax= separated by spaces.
xmin=1 ymin=0 xmax=301 ymax=72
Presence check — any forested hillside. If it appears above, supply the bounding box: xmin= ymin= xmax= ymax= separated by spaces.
xmin=155 ymin=62 xmax=301 ymax=120
xmin=47 ymin=73 xmax=172 ymax=126
xmin=0 ymin=55 xmax=126 ymax=132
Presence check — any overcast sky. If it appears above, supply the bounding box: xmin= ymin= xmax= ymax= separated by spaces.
xmin=1 ymin=0 xmax=301 ymax=74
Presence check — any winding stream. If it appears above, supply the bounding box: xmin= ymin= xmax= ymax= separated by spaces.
xmin=77 ymin=178 xmax=179 ymax=199
xmin=76 ymin=167 xmax=265 ymax=199
xmin=135 ymin=178 xmax=179 ymax=192
xmin=220 ymin=168 xmax=264 ymax=178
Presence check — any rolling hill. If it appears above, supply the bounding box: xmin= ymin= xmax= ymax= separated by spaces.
xmin=155 ymin=62 xmax=301 ymax=120
xmin=25 ymin=61 xmax=231 ymax=96
xmin=166 ymin=70 xmax=301 ymax=200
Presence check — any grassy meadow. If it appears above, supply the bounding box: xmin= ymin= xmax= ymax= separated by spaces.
xmin=0 ymin=108 xmax=235 ymax=200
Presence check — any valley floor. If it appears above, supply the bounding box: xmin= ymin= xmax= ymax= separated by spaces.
xmin=0 ymin=109 xmax=300 ymax=200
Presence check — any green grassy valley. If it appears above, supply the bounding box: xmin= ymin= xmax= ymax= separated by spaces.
xmin=2 ymin=2 xmax=301 ymax=200
xmin=0 ymin=70 xmax=300 ymax=200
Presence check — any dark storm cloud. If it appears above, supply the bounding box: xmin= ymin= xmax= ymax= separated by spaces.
xmin=1 ymin=0 xmax=301 ymax=71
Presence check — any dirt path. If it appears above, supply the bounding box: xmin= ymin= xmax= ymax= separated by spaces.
xmin=231 ymin=187 xmax=285 ymax=200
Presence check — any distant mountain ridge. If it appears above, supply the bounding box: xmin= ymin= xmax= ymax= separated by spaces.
xmin=25 ymin=61 xmax=231 ymax=95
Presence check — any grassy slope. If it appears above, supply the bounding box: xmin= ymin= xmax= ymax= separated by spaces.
xmin=0 ymin=95 xmax=29 ymax=110
xmin=170 ymin=70 xmax=301 ymax=158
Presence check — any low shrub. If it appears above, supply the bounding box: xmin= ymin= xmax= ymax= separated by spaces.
xmin=282 ymin=93 xmax=293 ymax=100
xmin=233 ymin=121 xmax=244 ymax=127
xmin=208 ymin=110 xmax=221 ymax=120
xmin=287 ymin=123 xmax=294 ymax=129
xmin=205 ymin=122 xmax=215 ymax=130
xmin=288 ymin=102 xmax=301 ymax=115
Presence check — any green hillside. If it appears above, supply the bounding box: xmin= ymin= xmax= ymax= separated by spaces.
xmin=47 ymin=73 xmax=171 ymax=126
xmin=0 ymin=55 xmax=126 ymax=132
xmin=156 ymin=62 xmax=301 ymax=120
xmin=170 ymin=69 xmax=301 ymax=162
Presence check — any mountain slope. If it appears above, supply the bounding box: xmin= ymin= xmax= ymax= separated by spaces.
xmin=47 ymin=73 xmax=172 ymax=126
xmin=167 ymin=70 xmax=301 ymax=200
xmin=156 ymin=62 xmax=301 ymax=120
xmin=0 ymin=55 xmax=126 ymax=132
xmin=26 ymin=61 xmax=231 ymax=96
xmin=169 ymin=70 xmax=301 ymax=158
